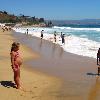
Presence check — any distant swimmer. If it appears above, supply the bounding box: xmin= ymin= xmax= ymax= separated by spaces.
xmin=41 ymin=30 xmax=44 ymax=39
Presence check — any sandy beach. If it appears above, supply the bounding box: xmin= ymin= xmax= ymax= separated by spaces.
xmin=0 ymin=28 xmax=100 ymax=100
xmin=0 ymin=28 xmax=62 ymax=100
xmin=13 ymin=31 xmax=100 ymax=100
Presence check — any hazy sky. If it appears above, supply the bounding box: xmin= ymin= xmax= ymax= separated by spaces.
xmin=0 ymin=0 xmax=100 ymax=20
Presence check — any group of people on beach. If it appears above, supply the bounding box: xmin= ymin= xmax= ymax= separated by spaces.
xmin=10 ymin=42 xmax=100 ymax=89
xmin=2 ymin=26 xmax=12 ymax=32
xmin=40 ymin=30 xmax=65 ymax=44
xmin=26 ymin=28 xmax=65 ymax=44
xmin=9 ymin=27 xmax=100 ymax=89
xmin=10 ymin=29 xmax=65 ymax=89
xmin=9 ymin=41 xmax=100 ymax=90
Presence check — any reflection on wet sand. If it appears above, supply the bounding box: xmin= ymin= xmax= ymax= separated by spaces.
xmin=59 ymin=47 xmax=64 ymax=58
xmin=13 ymin=32 xmax=97 ymax=100
xmin=52 ymin=43 xmax=56 ymax=57
xmin=39 ymin=39 xmax=43 ymax=50
xmin=88 ymin=77 xmax=100 ymax=100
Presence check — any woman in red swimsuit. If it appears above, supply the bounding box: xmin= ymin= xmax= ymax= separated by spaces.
xmin=10 ymin=42 xmax=22 ymax=89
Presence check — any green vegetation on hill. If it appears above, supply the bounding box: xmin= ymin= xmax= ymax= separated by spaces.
xmin=0 ymin=11 xmax=53 ymax=27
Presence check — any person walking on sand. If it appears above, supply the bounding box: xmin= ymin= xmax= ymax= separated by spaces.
xmin=10 ymin=42 xmax=22 ymax=89
xmin=97 ymin=48 xmax=100 ymax=65
xmin=41 ymin=30 xmax=44 ymax=39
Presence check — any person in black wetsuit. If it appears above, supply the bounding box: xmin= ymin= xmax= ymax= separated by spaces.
xmin=41 ymin=30 xmax=44 ymax=39
xmin=62 ymin=34 xmax=65 ymax=44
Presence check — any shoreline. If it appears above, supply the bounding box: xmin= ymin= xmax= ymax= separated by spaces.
xmin=12 ymin=30 xmax=100 ymax=100
xmin=1 ymin=28 xmax=100 ymax=100
xmin=13 ymin=26 xmax=99 ymax=59
xmin=0 ymin=28 xmax=62 ymax=100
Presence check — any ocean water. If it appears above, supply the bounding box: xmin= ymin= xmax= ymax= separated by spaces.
xmin=13 ymin=25 xmax=100 ymax=59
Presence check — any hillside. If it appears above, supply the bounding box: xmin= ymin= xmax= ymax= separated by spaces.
xmin=0 ymin=11 xmax=53 ymax=27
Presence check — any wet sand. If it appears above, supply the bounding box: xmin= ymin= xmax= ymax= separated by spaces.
xmin=0 ymin=29 xmax=63 ymax=100
xmin=13 ymin=32 xmax=100 ymax=100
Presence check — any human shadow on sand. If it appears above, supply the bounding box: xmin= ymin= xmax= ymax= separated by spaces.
xmin=0 ymin=81 xmax=16 ymax=88
xmin=87 ymin=73 xmax=99 ymax=76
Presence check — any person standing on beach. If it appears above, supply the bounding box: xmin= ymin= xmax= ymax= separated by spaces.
xmin=41 ymin=30 xmax=44 ymax=39
xmin=97 ymin=48 xmax=100 ymax=75
xmin=97 ymin=48 xmax=100 ymax=65
xmin=26 ymin=29 xmax=28 ymax=35
xmin=10 ymin=42 xmax=22 ymax=89
xmin=62 ymin=34 xmax=65 ymax=44
xmin=54 ymin=31 xmax=57 ymax=42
